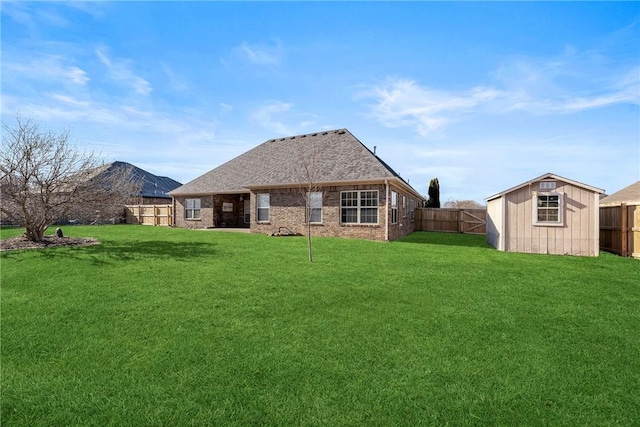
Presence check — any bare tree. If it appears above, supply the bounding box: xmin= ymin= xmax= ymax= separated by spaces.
xmin=442 ymin=199 xmax=486 ymax=209
xmin=294 ymin=138 xmax=321 ymax=263
xmin=1 ymin=116 xmax=139 ymax=242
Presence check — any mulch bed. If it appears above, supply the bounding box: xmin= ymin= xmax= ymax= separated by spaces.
xmin=0 ymin=236 xmax=100 ymax=252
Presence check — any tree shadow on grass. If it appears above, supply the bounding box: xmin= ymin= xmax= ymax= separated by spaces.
xmin=399 ymin=231 xmax=490 ymax=249
xmin=12 ymin=240 xmax=220 ymax=264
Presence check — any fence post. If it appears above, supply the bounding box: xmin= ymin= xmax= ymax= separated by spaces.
xmin=621 ymin=203 xmax=628 ymax=257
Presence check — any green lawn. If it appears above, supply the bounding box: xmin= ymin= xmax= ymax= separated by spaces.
xmin=2 ymin=226 xmax=639 ymax=426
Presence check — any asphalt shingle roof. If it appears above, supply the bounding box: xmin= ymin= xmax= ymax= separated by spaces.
xmin=92 ymin=161 xmax=182 ymax=199
xmin=170 ymin=129 xmax=420 ymax=197
xmin=600 ymin=181 xmax=640 ymax=206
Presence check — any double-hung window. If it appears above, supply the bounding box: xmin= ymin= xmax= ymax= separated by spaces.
xmin=185 ymin=198 xmax=201 ymax=220
xmin=257 ymin=194 xmax=270 ymax=222
xmin=308 ymin=192 xmax=323 ymax=223
xmin=402 ymin=196 xmax=408 ymax=218
xmin=390 ymin=191 xmax=398 ymax=224
xmin=341 ymin=190 xmax=379 ymax=224
xmin=534 ymin=193 xmax=563 ymax=226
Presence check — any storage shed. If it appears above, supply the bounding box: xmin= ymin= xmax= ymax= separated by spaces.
xmin=599 ymin=181 xmax=640 ymax=259
xmin=486 ymin=173 xmax=604 ymax=257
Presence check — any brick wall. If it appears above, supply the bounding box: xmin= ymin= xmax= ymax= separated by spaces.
xmin=173 ymin=184 xmax=422 ymax=241
xmin=250 ymin=184 xmax=421 ymax=241
xmin=173 ymin=195 xmax=215 ymax=229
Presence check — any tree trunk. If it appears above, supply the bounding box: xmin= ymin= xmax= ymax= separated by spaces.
xmin=307 ymin=222 xmax=313 ymax=263
xmin=25 ymin=225 xmax=46 ymax=242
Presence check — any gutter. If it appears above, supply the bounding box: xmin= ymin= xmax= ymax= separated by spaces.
xmin=385 ymin=179 xmax=389 ymax=241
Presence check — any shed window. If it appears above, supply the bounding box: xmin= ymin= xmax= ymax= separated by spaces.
xmin=540 ymin=181 xmax=557 ymax=190
xmin=534 ymin=193 xmax=564 ymax=226
xmin=185 ymin=198 xmax=201 ymax=220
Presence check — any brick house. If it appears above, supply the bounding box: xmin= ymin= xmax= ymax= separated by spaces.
xmin=169 ymin=129 xmax=425 ymax=241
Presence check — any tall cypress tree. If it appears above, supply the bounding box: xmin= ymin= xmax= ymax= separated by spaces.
xmin=426 ymin=178 xmax=440 ymax=208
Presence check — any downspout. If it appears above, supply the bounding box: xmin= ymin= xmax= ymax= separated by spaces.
xmin=385 ymin=180 xmax=389 ymax=241
xmin=171 ymin=197 xmax=175 ymax=227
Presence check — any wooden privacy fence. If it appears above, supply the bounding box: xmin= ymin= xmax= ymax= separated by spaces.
xmin=600 ymin=203 xmax=639 ymax=258
xmin=125 ymin=205 xmax=173 ymax=226
xmin=415 ymin=208 xmax=487 ymax=234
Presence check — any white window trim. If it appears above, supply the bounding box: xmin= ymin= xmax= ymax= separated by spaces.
xmin=257 ymin=193 xmax=270 ymax=223
xmin=402 ymin=195 xmax=408 ymax=218
xmin=340 ymin=190 xmax=379 ymax=225
xmin=533 ymin=192 xmax=564 ymax=227
xmin=390 ymin=191 xmax=398 ymax=224
xmin=185 ymin=198 xmax=201 ymax=220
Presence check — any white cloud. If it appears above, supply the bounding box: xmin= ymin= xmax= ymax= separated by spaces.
xmin=95 ymin=48 xmax=152 ymax=95
xmin=160 ymin=63 xmax=189 ymax=92
xmin=233 ymin=41 xmax=282 ymax=66
xmin=358 ymin=78 xmax=502 ymax=135
xmin=359 ymin=38 xmax=639 ymax=136
xmin=4 ymin=55 xmax=89 ymax=86
xmin=360 ymin=62 xmax=638 ymax=135
xmin=251 ymin=102 xmax=294 ymax=135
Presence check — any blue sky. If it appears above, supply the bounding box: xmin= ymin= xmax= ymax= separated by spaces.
xmin=2 ymin=1 xmax=639 ymax=202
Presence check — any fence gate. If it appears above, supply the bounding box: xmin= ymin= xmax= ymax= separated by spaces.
xmin=415 ymin=208 xmax=487 ymax=235
xmin=125 ymin=205 xmax=173 ymax=226
xmin=460 ymin=210 xmax=487 ymax=234
xmin=600 ymin=203 xmax=639 ymax=258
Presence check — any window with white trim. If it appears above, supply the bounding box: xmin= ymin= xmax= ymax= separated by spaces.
xmin=341 ymin=190 xmax=379 ymax=224
xmin=390 ymin=191 xmax=398 ymax=224
xmin=402 ymin=196 xmax=408 ymax=218
xmin=534 ymin=193 xmax=563 ymax=225
xmin=185 ymin=198 xmax=201 ymax=220
xmin=308 ymin=192 xmax=323 ymax=223
xmin=257 ymin=193 xmax=270 ymax=222
xmin=409 ymin=198 xmax=415 ymax=222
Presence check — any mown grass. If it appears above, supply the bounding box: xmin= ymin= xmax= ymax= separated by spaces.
xmin=1 ymin=226 xmax=639 ymax=426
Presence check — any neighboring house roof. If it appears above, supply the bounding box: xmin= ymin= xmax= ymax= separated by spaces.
xmin=91 ymin=161 xmax=182 ymax=199
xmin=486 ymin=172 xmax=604 ymax=202
xmin=170 ymin=129 xmax=424 ymax=199
xmin=600 ymin=181 xmax=640 ymax=206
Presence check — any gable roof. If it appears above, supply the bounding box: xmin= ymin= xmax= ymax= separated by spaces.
xmin=600 ymin=181 xmax=640 ymax=206
xmin=486 ymin=172 xmax=604 ymax=202
xmin=170 ymin=129 xmax=424 ymax=199
xmin=91 ymin=161 xmax=182 ymax=199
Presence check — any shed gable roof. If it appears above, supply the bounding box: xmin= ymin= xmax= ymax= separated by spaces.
xmin=170 ymin=129 xmax=422 ymax=198
xmin=600 ymin=181 xmax=640 ymax=206
xmin=486 ymin=172 xmax=604 ymax=202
